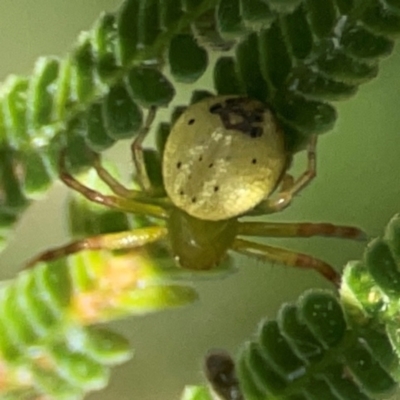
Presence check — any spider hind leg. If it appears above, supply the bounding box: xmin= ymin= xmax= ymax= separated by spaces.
xmin=232 ymin=238 xmax=341 ymax=287
xmin=233 ymin=219 xmax=367 ymax=286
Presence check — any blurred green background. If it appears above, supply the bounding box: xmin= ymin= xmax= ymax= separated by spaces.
xmin=0 ymin=2 xmax=399 ymax=399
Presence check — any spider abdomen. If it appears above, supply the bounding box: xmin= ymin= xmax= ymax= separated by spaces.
xmin=162 ymin=96 xmax=288 ymax=221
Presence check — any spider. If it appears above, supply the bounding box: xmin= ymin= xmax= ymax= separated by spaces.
xmin=26 ymin=96 xmax=364 ymax=286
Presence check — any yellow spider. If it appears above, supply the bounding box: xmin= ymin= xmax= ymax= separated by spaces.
xmin=27 ymin=96 xmax=364 ymax=286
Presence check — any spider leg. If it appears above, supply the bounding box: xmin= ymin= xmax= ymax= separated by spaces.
xmin=131 ymin=106 xmax=157 ymax=194
xmin=91 ymin=151 xmax=143 ymax=198
xmin=278 ymin=173 xmax=295 ymax=192
xmin=237 ymin=221 xmax=366 ymax=240
xmin=59 ymin=150 xmax=167 ymax=219
xmin=258 ymin=135 xmax=317 ymax=213
xmin=25 ymin=226 xmax=168 ymax=269
xmin=231 ymin=238 xmax=341 ymax=286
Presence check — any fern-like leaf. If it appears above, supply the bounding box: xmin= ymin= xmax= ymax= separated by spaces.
xmin=235 ymin=214 xmax=400 ymax=400
xmin=0 ymin=3 xmax=400 ymax=396
xmin=0 ymin=245 xmax=198 ymax=398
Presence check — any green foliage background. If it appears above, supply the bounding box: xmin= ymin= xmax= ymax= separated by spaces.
xmin=0 ymin=1 xmax=399 ymax=399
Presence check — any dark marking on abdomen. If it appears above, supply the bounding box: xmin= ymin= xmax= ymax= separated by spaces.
xmin=209 ymin=97 xmax=266 ymax=138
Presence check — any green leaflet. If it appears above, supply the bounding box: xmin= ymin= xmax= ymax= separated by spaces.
xmin=0 ymin=245 xmax=197 ymax=398
xmin=235 ymin=214 xmax=400 ymax=400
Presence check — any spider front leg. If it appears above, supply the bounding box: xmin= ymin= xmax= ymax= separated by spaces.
xmin=89 ymin=107 xmax=159 ymax=199
xmin=237 ymin=221 xmax=366 ymax=241
xmin=131 ymin=106 xmax=157 ymax=194
xmin=258 ymin=135 xmax=317 ymax=214
xmin=91 ymin=151 xmax=142 ymax=198
xmin=25 ymin=226 xmax=168 ymax=269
